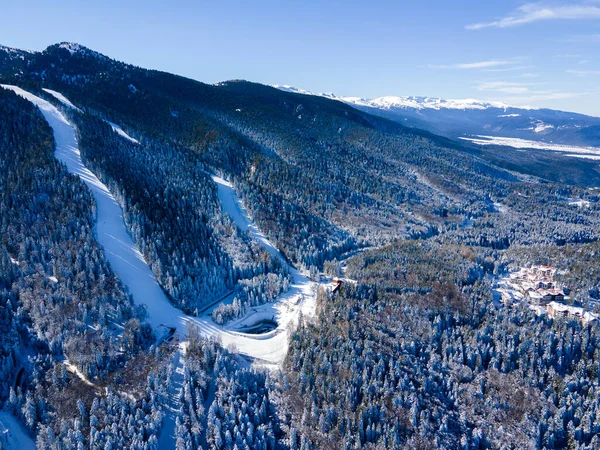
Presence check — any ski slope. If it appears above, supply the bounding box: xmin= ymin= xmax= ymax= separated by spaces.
xmin=43 ymin=87 xmax=139 ymax=144
xmin=0 ymin=411 xmax=36 ymax=450
xmin=42 ymin=88 xmax=82 ymax=112
xmin=2 ymin=85 xmax=315 ymax=365
xmin=107 ymin=121 xmax=140 ymax=144
xmin=2 ymin=85 xmax=176 ymax=333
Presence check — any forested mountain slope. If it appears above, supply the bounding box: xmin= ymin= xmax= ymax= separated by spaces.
xmin=276 ymin=85 xmax=600 ymax=148
xmin=2 ymin=42 xmax=600 ymax=449
xmin=2 ymin=42 xmax=599 ymax=270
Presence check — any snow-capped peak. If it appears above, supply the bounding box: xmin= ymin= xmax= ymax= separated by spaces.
xmin=364 ymin=96 xmax=510 ymax=111
xmin=273 ymin=85 xmax=525 ymax=111
xmin=273 ymin=85 xmax=317 ymax=96
xmin=49 ymin=42 xmax=108 ymax=61
xmin=57 ymin=42 xmax=85 ymax=55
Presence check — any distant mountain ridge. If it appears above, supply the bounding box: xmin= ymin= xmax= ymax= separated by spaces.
xmin=275 ymin=85 xmax=514 ymax=111
xmin=274 ymin=85 xmax=600 ymax=148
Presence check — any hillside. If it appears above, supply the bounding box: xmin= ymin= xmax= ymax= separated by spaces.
xmin=2 ymin=42 xmax=600 ymax=449
xmin=275 ymin=84 xmax=600 ymax=148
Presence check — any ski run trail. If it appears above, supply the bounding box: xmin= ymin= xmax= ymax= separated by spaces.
xmin=3 ymin=85 xmax=316 ymax=448
xmin=0 ymin=411 xmax=36 ymax=450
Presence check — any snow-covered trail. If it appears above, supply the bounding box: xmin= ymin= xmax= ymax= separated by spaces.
xmin=212 ymin=175 xmax=312 ymax=289
xmin=0 ymin=411 xmax=36 ymax=450
xmin=2 ymin=84 xmax=174 ymax=333
xmin=157 ymin=346 xmax=186 ymax=449
xmin=2 ymin=85 xmax=316 ymax=365
xmin=210 ymin=176 xmax=316 ymax=357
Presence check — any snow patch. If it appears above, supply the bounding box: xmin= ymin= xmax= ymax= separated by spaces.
xmin=460 ymin=135 xmax=600 ymax=157
xmin=493 ymin=202 xmax=508 ymax=214
xmin=569 ymin=199 xmax=591 ymax=207
xmin=63 ymin=360 xmax=97 ymax=387
xmin=533 ymin=121 xmax=554 ymax=133
xmin=42 ymin=88 xmax=82 ymax=112
xmin=0 ymin=411 xmax=36 ymax=450
xmin=58 ymin=42 xmax=84 ymax=55
xmin=0 ymin=45 xmax=34 ymax=55
xmin=108 ymin=121 xmax=139 ymax=144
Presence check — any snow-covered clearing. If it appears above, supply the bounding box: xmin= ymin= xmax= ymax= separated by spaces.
xmin=460 ymin=135 xmax=600 ymax=159
xmin=43 ymin=86 xmax=139 ymax=144
xmin=63 ymin=360 xmax=97 ymax=388
xmin=157 ymin=344 xmax=186 ymax=449
xmin=42 ymin=88 xmax=82 ymax=112
xmin=569 ymin=199 xmax=591 ymax=207
xmin=0 ymin=411 xmax=36 ymax=450
xmin=493 ymin=202 xmax=508 ymax=214
xmin=107 ymin=121 xmax=140 ymax=144
xmin=2 ymin=85 xmax=316 ymax=366
xmin=566 ymin=154 xmax=600 ymax=161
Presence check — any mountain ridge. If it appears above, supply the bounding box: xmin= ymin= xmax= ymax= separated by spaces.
xmin=273 ymin=84 xmax=600 ymax=148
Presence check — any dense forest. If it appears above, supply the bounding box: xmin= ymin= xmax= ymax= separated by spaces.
xmin=282 ymin=242 xmax=600 ymax=449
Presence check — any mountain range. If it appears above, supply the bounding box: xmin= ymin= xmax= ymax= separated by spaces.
xmin=275 ymin=84 xmax=600 ymax=148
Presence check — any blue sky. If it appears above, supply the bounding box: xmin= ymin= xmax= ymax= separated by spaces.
xmin=1 ymin=0 xmax=600 ymax=115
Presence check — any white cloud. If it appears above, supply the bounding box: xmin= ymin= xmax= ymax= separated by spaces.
xmin=500 ymin=92 xmax=587 ymax=104
xmin=476 ymin=81 xmax=533 ymax=94
xmin=430 ymin=60 xmax=516 ymax=70
xmin=467 ymin=3 xmax=600 ymax=30
xmin=476 ymin=81 xmax=586 ymax=103
xmin=482 ymin=65 xmax=533 ymax=72
xmin=567 ymin=69 xmax=600 ymax=75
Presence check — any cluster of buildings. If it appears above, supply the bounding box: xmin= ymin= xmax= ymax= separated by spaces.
xmin=496 ymin=265 xmax=597 ymax=325
xmin=507 ymin=265 xmax=565 ymax=305
xmin=546 ymin=301 xmax=598 ymax=326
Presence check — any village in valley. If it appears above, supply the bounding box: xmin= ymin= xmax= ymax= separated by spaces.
xmin=495 ymin=265 xmax=598 ymax=325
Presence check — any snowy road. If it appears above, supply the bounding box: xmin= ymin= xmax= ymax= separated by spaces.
xmin=2 ymin=85 xmax=315 ymax=365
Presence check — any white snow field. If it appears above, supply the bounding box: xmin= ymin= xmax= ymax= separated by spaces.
xmin=0 ymin=411 xmax=36 ymax=450
xmin=43 ymin=87 xmax=139 ymax=144
xmin=42 ymin=88 xmax=82 ymax=112
xmin=107 ymin=120 xmax=140 ymax=144
xmin=1 ymin=85 xmax=315 ymax=365
xmin=460 ymin=135 xmax=600 ymax=159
